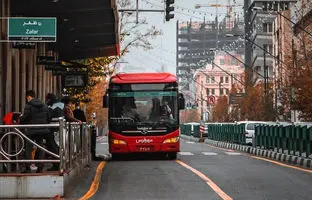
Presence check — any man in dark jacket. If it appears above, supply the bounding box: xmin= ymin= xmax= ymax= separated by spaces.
xmin=73 ymin=104 xmax=87 ymax=122
xmin=20 ymin=90 xmax=58 ymax=172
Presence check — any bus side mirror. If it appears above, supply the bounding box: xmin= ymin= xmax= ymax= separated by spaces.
xmin=178 ymin=93 xmax=185 ymax=110
xmin=103 ymin=93 xmax=108 ymax=108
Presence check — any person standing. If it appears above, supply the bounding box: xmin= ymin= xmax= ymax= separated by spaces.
xmin=61 ymin=96 xmax=81 ymax=123
xmin=20 ymin=90 xmax=59 ymax=172
xmin=73 ymin=104 xmax=87 ymax=122
xmin=46 ymin=93 xmax=65 ymax=120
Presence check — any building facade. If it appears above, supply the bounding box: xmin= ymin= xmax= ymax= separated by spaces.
xmin=193 ymin=54 xmax=245 ymax=121
xmin=176 ymin=15 xmax=245 ymax=104
xmin=244 ymin=0 xmax=297 ymax=84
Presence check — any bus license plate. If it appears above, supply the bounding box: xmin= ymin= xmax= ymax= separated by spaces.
xmin=137 ymin=146 xmax=153 ymax=152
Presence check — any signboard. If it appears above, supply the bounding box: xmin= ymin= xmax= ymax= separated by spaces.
xmin=62 ymin=72 xmax=88 ymax=88
xmin=37 ymin=56 xmax=60 ymax=65
xmin=229 ymin=93 xmax=245 ymax=105
xmin=52 ymin=70 xmax=66 ymax=76
xmin=12 ymin=42 xmax=36 ymax=49
xmin=45 ymin=66 xmax=67 ymax=71
xmin=8 ymin=17 xmax=56 ymax=42
xmin=207 ymin=96 xmax=216 ymax=104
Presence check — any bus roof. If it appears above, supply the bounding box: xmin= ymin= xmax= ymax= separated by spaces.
xmin=110 ymin=72 xmax=177 ymax=84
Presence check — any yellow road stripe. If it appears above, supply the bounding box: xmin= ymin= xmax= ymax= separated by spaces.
xmin=176 ymin=160 xmax=232 ymax=200
xmin=78 ymin=161 xmax=106 ymax=200
xmin=248 ymin=155 xmax=312 ymax=173
xmin=205 ymin=142 xmax=312 ymax=173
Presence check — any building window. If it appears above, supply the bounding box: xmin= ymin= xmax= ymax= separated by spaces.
xmin=206 ymin=88 xmax=210 ymax=96
xmin=231 ymin=59 xmax=238 ymax=66
xmin=220 ymin=59 xmax=225 ymax=65
xmin=220 ymin=76 xmax=224 ymax=83
xmin=268 ymin=45 xmax=273 ymax=54
xmin=212 ymin=89 xmax=215 ymax=95
xmin=220 ymin=88 xmax=224 ymax=95
xmin=256 ymin=66 xmax=261 ymax=71
xmin=263 ymin=23 xmax=273 ymax=33
xmin=211 ymin=76 xmax=215 ymax=83
xmin=226 ymin=88 xmax=229 ymax=94
xmin=263 ymin=44 xmax=273 ymax=54
xmin=225 ymin=76 xmax=229 ymax=83
xmin=206 ymin=76 xmax=210 ymax=83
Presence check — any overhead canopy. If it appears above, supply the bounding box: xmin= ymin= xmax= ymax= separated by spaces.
xmin=11 ymin=0 xmax=120 ymax=60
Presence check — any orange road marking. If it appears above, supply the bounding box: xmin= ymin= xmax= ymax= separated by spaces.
xmin=79 ymin=161 xmax=106 ymax=200
xmin=176 ymin=160 xmax=232 ymax=200
xmin=205 ymin=142 xmax=312 ymax=173
xmin=248 ymin=155 xmax=312 ymax=174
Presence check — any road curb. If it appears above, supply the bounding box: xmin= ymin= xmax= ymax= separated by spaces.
xmin=204 ymin=139 xmax=312 ymax=170
xmin=180 ymin=134 xmax=200 ymax=142
xmin=96 ymin=153 xmax=112 ymax=161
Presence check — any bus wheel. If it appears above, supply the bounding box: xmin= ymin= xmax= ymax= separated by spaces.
xmin=168 ymin=153 xmax=177 ymax=160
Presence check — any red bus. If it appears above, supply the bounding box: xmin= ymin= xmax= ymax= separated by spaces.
xmin=103 ymin=72 xmax=185 ymax=159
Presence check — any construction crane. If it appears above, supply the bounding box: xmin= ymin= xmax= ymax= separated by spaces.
xmin=195 ymin=0 xmax=243 ymax=30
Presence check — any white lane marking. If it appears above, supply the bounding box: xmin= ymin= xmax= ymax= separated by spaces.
xmin=225 ymin=152 xmax=241 ymax=155
xmin=178 ymin=152 xmax=194 ymax=155
xmin=185 ymin=141 xmax=195 ymax=144
xmin=202 ymin=152 xmax=218 ymax=155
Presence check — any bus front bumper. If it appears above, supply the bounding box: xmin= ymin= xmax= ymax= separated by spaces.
xmin=109 ymin=132 xmax=180 ymax=153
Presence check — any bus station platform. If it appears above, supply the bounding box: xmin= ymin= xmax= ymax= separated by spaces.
xmin=0 ymin=119 xmax=97 ymax=199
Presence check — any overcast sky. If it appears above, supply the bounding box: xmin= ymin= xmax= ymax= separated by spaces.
xmin=119 ymin=0 xmax=244 ymax=74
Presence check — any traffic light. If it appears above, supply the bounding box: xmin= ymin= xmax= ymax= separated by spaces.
xmin=165 ymin=0 xmax=174 ymax=21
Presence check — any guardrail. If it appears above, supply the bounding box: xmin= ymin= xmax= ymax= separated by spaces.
xmin=0 ymin=118 xmax=91 ymax=174
xmin=180 ymin=122 xmax=246 ymax=145
xmin=180 ymin=122 xmax=312 ymax=158
xmin=255 ymin=124 xmax=312 ymax=158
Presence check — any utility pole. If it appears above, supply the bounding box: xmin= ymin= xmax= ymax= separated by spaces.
xmin=136 ymin=0 xmax=139 ymax=24
xmin=264 ymin=50 xmax=268 ymax=121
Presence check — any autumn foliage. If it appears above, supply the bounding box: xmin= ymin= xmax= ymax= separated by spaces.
xmin=212 ymin=95 xmax=230 ymax=122
xmin=86 ymin=79 xmax=108 ymax=127
xmin=180 ymin=109 xmax=201 ymax=123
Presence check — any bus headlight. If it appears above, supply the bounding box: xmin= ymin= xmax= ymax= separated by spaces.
xmin=163 ymin=137 xmax=179 ymax=144
xmin=111 ymin=139 xmax=127 ymax=145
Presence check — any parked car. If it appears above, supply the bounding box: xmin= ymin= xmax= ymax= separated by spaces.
xmin=237 ymin=121 xmax=268 ymax=145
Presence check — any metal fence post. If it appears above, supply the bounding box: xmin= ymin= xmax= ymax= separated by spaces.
xmin=58 ymin=118 xmax=65 ymax=173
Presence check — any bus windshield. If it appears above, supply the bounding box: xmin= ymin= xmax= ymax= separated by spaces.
xmin=109 ymin=90 xmax=178 ymax=126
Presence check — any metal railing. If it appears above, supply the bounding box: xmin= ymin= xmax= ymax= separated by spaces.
xmin=0 ymin=118 xmax=91 ymax=174
xmin=255 ymin=123 xmax=312 ymax=158
xmin=180 ymin=122 xmax=246 ymax=144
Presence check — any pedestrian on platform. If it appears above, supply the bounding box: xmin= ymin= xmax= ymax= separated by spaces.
xmin=73 ymin=103 xmax=87 ymax=122
xmin=20 ymin=90 xmax=56 ymax=172
xmin=61 ymin=96 xmax=81 ymax=123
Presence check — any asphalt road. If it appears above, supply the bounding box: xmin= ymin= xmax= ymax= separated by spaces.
xmin=92 ymin=137 xmax=312 ymax=200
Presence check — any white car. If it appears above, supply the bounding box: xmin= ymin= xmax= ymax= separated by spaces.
xmin=237 ymin=121 xmax=268 ymax=145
